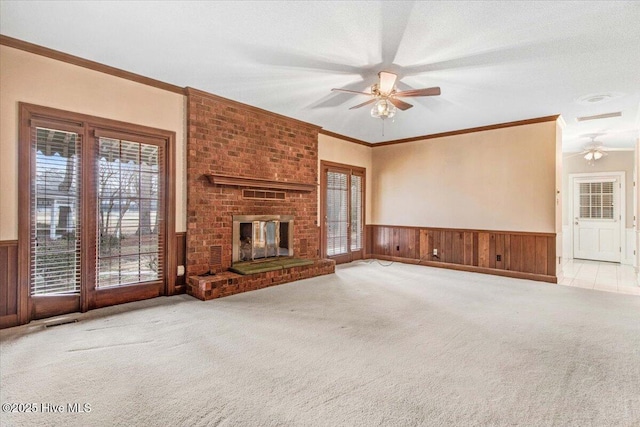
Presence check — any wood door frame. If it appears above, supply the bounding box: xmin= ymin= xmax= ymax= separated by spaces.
xmin=568 ymin=171 xmax=625 ymax=262
xmin=18 ymin=103 xmax=176 ymax=324
xmin=320 ymin=160 xmax=366 ymax=264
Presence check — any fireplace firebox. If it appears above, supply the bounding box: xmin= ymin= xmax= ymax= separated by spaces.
xmin=232 ymin=215 xmax=294 ymax=263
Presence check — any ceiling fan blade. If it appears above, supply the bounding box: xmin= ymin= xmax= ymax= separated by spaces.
xmin=378 ymin=71 xmax=397 ymax=95
xmin=394 ymin=87 xmax=441 ymax=97
xmin=349 ymin=98 xmax=377 ymax=110
xmin=564 ymin=152 xmax=587 ymax=158
xmin=388 ymin=98 xmax=413 ymax=111
xmin=331 ymin=88 xmax=372 ymax=96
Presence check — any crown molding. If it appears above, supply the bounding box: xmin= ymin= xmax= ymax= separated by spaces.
xmin=318 ymin=129 xmax=372 ymax=147
xmin=373 ymin=115 xmax=561 ymax=147
xmin=0 ymin=34 xmax=185 ymax=95
xmin=1 ymin=34 xmax=562 ymax=147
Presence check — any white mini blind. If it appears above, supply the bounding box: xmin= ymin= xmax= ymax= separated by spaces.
xmin=350 ymin=174 xmax=363 ymax=250
xmin=31 ymin=127 xmax=82 ymax=295
xmin=97 ymin=137 xmax=164 ymax=288
xmin=326 ymin=171 xmax=348 ymax=256
xmin=579 ymin=181 xmax=614 ymax=219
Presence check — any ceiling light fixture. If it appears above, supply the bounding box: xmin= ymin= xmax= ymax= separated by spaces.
xmin=576 ymin=92 xmax=625 ymax=106
xmin=370 ymin=99 xmax=397 ymax=120
xmin=584 ymin=149 xmax=604 ymax=162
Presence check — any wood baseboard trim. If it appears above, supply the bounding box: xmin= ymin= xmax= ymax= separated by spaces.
xmin=365 ymin=254 xmax=558 ymax=284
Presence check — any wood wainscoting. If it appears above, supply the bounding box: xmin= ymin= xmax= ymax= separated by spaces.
xmin=366 ymin=225 xmax=557 ymax=283
xmin=0 ymin=240 xmax=19 ymax=328
xmin=0 ymin=234 xmax=187 ymax=330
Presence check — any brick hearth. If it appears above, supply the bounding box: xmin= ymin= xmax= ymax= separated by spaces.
xmin=185 ymin=88 xmax=334 ymax=296
xmin=187 ymin=259 xmax=335 ymax=301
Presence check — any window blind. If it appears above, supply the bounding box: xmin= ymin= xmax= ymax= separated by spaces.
xmin=579 ymin=181 xmax=614 ymax=220
xmin=31 ymin=127 xmax=82 ymax=295
xmin=350 ymin=174 xmax=363 ymax=250
xmin=97 ymin=137 xmax=164 ymax=288
xmin=326 ymin=171 xmax=348 ymax=256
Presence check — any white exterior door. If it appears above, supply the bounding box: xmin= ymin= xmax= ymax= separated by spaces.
xmin=573 ymin=176 xmax=621 ymax=262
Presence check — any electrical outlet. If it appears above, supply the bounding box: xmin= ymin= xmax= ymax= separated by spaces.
xmin=496 ymin=254 xmax=501 ymax=262
xmin=433 ymin=248 xmax=438 ymax=256
xmin=396 ymin=245 xmax=400 ymax=251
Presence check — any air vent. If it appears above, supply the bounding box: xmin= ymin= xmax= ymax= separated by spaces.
xmin=576 ymin=112 xmax=622 ymax=122
xmin=242 ymin=189 xmax=286 ymax=200
xmin=210 ymin=245 xmax=222 ymax=270
xmin=44 ymin=319 xmax=78 ymax=328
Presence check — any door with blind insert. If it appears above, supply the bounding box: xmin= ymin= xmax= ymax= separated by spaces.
xmin=28 ymin=124 xmax=83 ymax=318
xmin=90 ymin=132 xmax=166 ymax=309
xmin=321 ymin=162 xmax=365 ymax=264
xmin=20 ymin=104 xmax=172 ymax=322
xmin=573 ymin=175 xmax=621 ymax=262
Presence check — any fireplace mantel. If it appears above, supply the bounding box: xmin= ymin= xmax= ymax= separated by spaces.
xmin=205 ymin=174 xmax=316 ymax=192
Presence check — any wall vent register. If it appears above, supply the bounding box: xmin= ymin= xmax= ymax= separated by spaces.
xmin=242 ymin=189 xmax=285 ymax=200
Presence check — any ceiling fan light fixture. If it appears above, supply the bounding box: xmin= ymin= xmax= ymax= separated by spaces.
xmin=593 ymin=150 xmax=603 ymax=160
xmin=371 ymin=99 xmax=396 ymax=120
xmin=584 ymin=151 xmax=594 ymax=161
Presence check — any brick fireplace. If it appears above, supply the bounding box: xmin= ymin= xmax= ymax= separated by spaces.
xmin=185 ymin=88 xmax=334 ymax=299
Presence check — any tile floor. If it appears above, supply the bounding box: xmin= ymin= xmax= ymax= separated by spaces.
xmin=559 ymin=258 xmax=640 ymax=296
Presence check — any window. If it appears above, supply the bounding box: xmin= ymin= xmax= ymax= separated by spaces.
xmin=97 ymin=137 xmax=164 ymax=288
xmin=326 ymin=170 xmax=348 ymax=256
xmin=350 ymin=174 xmax=363 ymax=251
xmin=31 ymin=127 xmax=82 ymax=295
xmin=579 ymin=181 xmax=614 ymax=220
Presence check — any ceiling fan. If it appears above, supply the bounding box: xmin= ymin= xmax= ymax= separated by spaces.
xmin=568 ymin=135 xmax=630 ymax=164
xmin=331 ymin=71 xmax=441 ymax=120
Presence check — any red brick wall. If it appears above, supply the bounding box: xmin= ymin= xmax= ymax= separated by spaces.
xmin=186 ymin=88 xmax=320 ymax=276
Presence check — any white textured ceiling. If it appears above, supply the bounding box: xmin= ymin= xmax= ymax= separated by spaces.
xmin=1 ymin=1 xmax=639 ymax=151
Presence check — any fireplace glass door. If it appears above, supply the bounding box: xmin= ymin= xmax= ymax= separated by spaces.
xmin=234 ymin=215 xmax=293 ymax=263
xmin=252 ymin=220 xmax=279 ymax=259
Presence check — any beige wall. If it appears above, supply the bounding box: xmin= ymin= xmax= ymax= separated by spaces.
xmin=318 ymin=134 xmax=373 ymax=222
xmin=0 ymin=44 xmax=562 ymax=241
xmin=371 ymin=121 xmax=559 ymax=233
xmin=0 ymin=46 xmax=187 ymax=240
xmin=562 ymin=150 xmax=635 ymax=228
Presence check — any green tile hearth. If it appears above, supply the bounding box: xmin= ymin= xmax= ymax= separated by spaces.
xmin=230 ymin=258 xmax=315 ymax=275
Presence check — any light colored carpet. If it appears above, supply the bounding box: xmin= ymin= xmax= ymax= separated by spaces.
xmin=1 ymin=261 xmax=639 ymax=427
